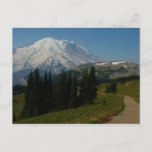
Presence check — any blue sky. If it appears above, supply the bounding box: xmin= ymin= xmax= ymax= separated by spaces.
xmin=13 ymin=28 xmax=140 ymax=64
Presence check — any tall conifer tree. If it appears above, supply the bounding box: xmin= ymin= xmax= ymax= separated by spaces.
xmin=67 ymin=70 xmax=72 ymax=107
xmin=33 ymin=68 xmax=42 ymax=115
xmin=21 ymin=70 xmax=34 ymax=118
xmin=79 ymin=68 xmax=89 ymax=105
xmin=88 ymin=66 xmax=97 ymax=103
xmin=42 ymin=71 xmax=49 ymax=113
xmin=48 ymin=71 xmax=53 ymax=109
xmin=111 ymin=82 xmax=117 ymax=93
xmin=57 ymin=70 xmax=68 ymax=109
xmin=69 ymin=72 xmax=78 ymax=108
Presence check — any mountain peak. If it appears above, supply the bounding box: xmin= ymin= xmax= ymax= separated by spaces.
xmin=40 ymin=37 xmax=56 ymax=42
xmin=36 ymin=37 xmax=76 ymax=45
xmin=13 ymin=37 xmax=103 ymax=84
xmin=34 ymin=37 xmax=57 ymax=45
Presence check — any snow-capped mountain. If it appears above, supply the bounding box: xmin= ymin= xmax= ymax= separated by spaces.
xmin=13 ymin=37 xmax=103 ymax=85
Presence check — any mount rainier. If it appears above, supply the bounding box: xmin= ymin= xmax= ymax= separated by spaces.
xmin=13 ymin=37 xmax=103 ymax=85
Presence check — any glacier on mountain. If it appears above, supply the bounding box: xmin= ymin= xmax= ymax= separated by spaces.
xmin=13 ymin=37 xmax=103 ymax=85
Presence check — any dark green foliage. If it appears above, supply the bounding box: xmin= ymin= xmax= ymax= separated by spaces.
xmin=48 ymin=72 xmax=53 ymax=109
xmin=42 ymin=71 xmax=50 ymax=113
xmin=111 ymin=82 xmax=117 ymax=93
xmin=13 ymin=85 xmax=25 ymax=95
xmin=21 ymin=69 xmax=48 ymax=118
xmin=100 ymin=75 xmax=139 ymax=83
xmin=88 ymin=66 xmax=97 ymax=103
xmin=105 ymin=82 xmax=117 ymax=94
xmin=69 ymin=72 xmax=78 ymax=108
xmin=20 ymin=67 xmax=98 ymax=119
xmin=79 ymin=69 xmax=89 ymax=105
xmin=56 ymin=70 xmax=68 ymax=109
xmin=67 ymin=70 xmax=72 ymax=107
xmin=102 ymin=98 xmax=106 ymax=105
xmin=32 ymin=68 xmax=43 ymax=115
xmin=79 ymin=66 xmax=97 ymax=105
xmin=21 ymin=71 xmax=34 ymax=118
xmin=105 ymin=85 xmax=110 ymax=93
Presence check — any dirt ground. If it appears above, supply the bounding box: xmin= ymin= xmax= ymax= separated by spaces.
xmin=108 ymin=96 xmax=140 ymax=124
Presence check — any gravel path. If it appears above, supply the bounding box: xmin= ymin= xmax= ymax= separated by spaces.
xmin=108 ymin=96 xmax=140 ymax=124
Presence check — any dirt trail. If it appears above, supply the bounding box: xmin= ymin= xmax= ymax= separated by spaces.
xmin=108 ymin=96 xmax=140 ymax=124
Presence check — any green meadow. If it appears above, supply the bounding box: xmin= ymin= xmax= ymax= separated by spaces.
xmin=13 ymin=93 xmax=25 ymax=120
xmin=116 ymin=80 xmax=139 ymax=102
xmin=13 ymin=79 xmax=139 ymax=124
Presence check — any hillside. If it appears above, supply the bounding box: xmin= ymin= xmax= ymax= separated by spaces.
xmin=13 ymin=79 xmax=139 ymax=124
xmin=71 ymin=61 xmax=139 ymax=81
xmin=13 ymin=93 xmax=25 ymax=120
xmin=14 ymin=93 xmax=123 ymax=124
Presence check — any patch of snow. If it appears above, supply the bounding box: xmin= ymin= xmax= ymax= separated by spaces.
xmin=112 ymin=61 xmax=125 ymax=65
xmin=123 ymin=65 xmax=128 ymax=68
xmin=13 ymin=37 xmax=103 ymax=73
xmin=95 ymin=62 xmax=107 ymax=66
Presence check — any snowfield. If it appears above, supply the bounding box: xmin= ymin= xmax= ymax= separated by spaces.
xmin=112 ymin=61 xmax=125 ymax=65
xmin=123 ymin=65 xmax=128 ymax=68
xmin=13 ymin=37 xmax=104 ymax=85
xmin=95 ymin=62 xmax=107 ymax=66
xmin=13 ymin=37 xmax=103 ymax=73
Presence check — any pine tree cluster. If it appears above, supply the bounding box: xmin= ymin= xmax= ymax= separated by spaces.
xmin=105 ymin=82 xmax=117 ymax=94
xmin=21 ymin=66 xmax=97 ymax=119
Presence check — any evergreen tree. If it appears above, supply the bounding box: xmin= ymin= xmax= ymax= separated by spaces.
xmin=105 ymin=85 xmax=110 ymax=93
xmin=57 ymin=70 xmax=68 ymax=109
xmin=79 ymin=68 xmax=89 ymax=105
xmin=111 ymin=82 xmax=117 ymax=93
xmin=20 ymin=66 xmax=98 ymax=119
xmin=42 ymin=71 xmax=49 ymax=113
xmin=21 ymin=71 xmax=34 ymax=118
xmin=48 ymin=71 xmax=53 ymax=110
xmin=69 ymin=72 xmax=78 ymax=108
xmin=105 ymin=82 xmax=117 ymax=93
xmin=88 ymin=66 xmax=97 ymax=103
xmin=67 ymin=70 xmax=72 ymax=107
xmin=32 ymin=68 xmax=43 ymax=115
xmin=102 ymin=98 xmax=106 ymax=105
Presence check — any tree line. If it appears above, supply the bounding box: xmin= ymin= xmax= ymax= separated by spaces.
xmin=105 ymin=82 xmax=117 ymax=94
xmin=100 ymin=75 xmax=139 ymax=83
xmin=104 ymin=75 xmax=139 ymax=94
xmin=21 ymin=66 xmax=97 ymax=119
xmin=13 ymin=85 xmax=25 ymax=95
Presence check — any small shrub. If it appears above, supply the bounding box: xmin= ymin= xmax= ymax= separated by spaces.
xmin=102 ymin=98 xmax=106 ymax=105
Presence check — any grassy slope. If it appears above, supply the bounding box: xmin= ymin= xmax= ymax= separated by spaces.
xmin=15 ymin=92 xmax=123 ymax=124
xmin=99 ymin=79 xmax=139 ymax=102
xmin=14 ymin=79 xmax=139 ymax=124
xmin=13 ymin=93 xmax=25 ymax=120
xmin=116 ymin=80 xmax=139 ymax=102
